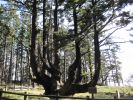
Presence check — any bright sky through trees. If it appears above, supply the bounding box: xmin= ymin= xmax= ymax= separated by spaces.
xmin=112 ymin=4 xmax=133 ymax=85
xmin=114 ymin=27 xmax=133 ymax=85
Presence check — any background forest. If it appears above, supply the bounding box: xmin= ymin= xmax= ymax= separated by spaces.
xmin=0 ymin=0 xmax=133 ymax=96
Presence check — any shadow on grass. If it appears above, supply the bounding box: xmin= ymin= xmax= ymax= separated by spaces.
xmin=2 ymin=97 xmax=17 ymax=100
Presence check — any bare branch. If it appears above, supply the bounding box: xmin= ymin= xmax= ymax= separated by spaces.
xmin=100 ymin=26 xmax=125 ymax=44
xmin=100 ymin=41 xmax=130 ymax=47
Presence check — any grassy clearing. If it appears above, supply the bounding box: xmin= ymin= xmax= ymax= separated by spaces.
xmin=1 ymin=86 xmax=133 ymax=99
xmin=74 ymin=86 xmax=133 ymax=99
xmin=97 ymin=86 xmax=133 ymax=93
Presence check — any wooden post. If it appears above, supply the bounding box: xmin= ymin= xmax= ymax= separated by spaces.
xmin=56 ymin=94 xmax=58 ymax=100
xmin=0 ymin=89 xmax=3 ymax=100
xmin=5 ymin=85 xmax=7 ymax=91
xmin=24 ymin=92 xmax=27 ymax=100
xmin=116 ymin=90 xmax=120 ymax=99
xmin=92 ymin=93 xmax=94 ymax=99
xmin=88 ymin=87 xmax=97 ymax=99
xmin=86 ymin=96 xmax=90 ymax=100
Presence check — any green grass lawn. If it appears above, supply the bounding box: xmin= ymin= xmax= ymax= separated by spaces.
xmin=74 ymin=86 xmax=133 ymax=99
xmin=1 ymin=86 xmax=133 ymax=100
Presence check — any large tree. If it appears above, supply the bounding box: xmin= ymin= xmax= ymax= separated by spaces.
xmin=29 ymin=0 xmax=133 ymax=95
xmin=1 ymin=0 xmax=133 ymax=96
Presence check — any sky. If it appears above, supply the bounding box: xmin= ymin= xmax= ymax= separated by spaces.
xmin=113 ymin=26 xmax=133 ymax=85
xmin=111 ymin=5 xmax=133 ymax=85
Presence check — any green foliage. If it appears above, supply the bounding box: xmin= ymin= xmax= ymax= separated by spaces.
xmin=0 ymin=0 xmax=133 ymax=96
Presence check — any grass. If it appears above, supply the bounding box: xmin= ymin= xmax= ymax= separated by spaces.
xmin=1 ymin=86 xmax=133 ymax=99
xmin=95 ymin=86 xmax=133 ymax=99
xmin=97 ymin=86 xmax=133 ymax=95
xmin=1 ymin=86 xmax=46 ymax=100
xmin=74 ymin=86 xmax=133 ymax=99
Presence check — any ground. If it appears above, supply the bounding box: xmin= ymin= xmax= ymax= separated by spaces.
xmin=0 ymin=85 xmax=133 ymax=100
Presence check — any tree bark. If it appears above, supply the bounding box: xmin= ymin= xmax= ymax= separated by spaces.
xmin=30 ymin=0 xmax=39 ymax=78
xmin=73 ymin=7 xmax=82 ymax=83
xmin=59 ymin=6 xmax=82 ymax=95
xmin=53 ymin=0 xmax=60 ymax=81
xmin=8 ymin=37 xmax=13 ymax=83
xmin=30 ymin=0 xmax=59 ymax=95
xmin=90 ymin=0 xmax=101 ymax=86
xmin=43 ymin=0 xmax=47 ymax=59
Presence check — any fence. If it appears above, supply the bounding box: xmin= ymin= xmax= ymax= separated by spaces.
xmin=0 ymin=89 xmax=133 ymax=100
xmin=0 ymin=89 xmax=89 ymax=100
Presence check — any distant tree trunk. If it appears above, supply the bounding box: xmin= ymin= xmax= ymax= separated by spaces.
xmin=4 ymin=54 xmax=8 ymax=84
xmin=116 ymin=69 xmax=120 ymax=86
xmin=14 ymin=45 xmax=19 ymax=89
xmin=43 ymin=0 xmax=47 ymax=60
xmin=20 ymin=42 xmax=23 ymax=87
xmin=63 ymin=50 xmax=66 ymax=82
xmin=26 ymin=50 xmax=31 ymax=88
xmin=82 ymin=55 xmax=87 ymax=83
xmin=2 ymin=36 xmax=7 ymax=84
xmin=8 ymin=38 xmax=14 ymax=83
xmin=112 ymin=70 xmax=116 ymax=86
xmin=114 ymin=59 xmax=120 ymax=86
xmin=100 ymin=66 xmax=104 ymax=85
xmin=88 ymin=44 xmax=93 ymax=80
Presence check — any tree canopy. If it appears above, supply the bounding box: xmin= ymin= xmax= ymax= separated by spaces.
xmin=0 ymin=0 xmax=133 ymax=96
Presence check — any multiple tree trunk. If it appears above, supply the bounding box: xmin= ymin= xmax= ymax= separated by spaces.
xmin=0 ymin=0 xmax=131 ymax=96
xmin=29 ymin=0 xmax=101 ymax=95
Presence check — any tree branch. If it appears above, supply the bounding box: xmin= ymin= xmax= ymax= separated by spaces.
xmin=100 ymin=26 xmax=125 ymax=44
xmin=100 ymin=41 xmax=130 ymax=47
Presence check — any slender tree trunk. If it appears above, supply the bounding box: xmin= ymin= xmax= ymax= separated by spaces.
xmin=43 ymin=0 xmax=47 ymax=60
xmin=2 ymin=36 xmax=7 ymax=84
xmin=88 ymin=44 xmax=93 ymax=80
xmin=100 ymin=66 xmax=104 ymax=85
xmin=8 ymin=38 xmax=14 ymax=83
xmin=5 ymin=54 xmax=8 ymax=84
xmin=63 ymin=50 xmax=66 ymax=82
xmin=14 ymin=46 xmax=18 ymax=89
xmin=114 ymin=58 xmax=120 ymax=86
xmin=20 ymin=43 xmax=23 ymax=87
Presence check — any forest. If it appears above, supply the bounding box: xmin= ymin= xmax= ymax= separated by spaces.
xmin=0 ymin=0 xmax=133 ymax=96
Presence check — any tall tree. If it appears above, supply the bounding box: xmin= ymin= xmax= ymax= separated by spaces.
xmin=1 ymin=0 xmax=133 ymax=96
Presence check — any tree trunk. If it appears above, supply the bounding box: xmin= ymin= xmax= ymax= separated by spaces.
xmin=88 ymin=43 xmax=93 ymax=80
xmin=43 ymin=0 xmax=47 ymax=60
xmin=59 ymin=6 xmax=82 ymax=95
xmin=90 ymin=0 xmax=101 ymax=86
xmin=14 ymin=45 xmax=18 ymax=89
xmin=53 ymin=0 xmax=60 ymax=81
xmin=73 ymin=7 xmax=82 ymax=83
xmin=8 ymin=38 xmax=14 ymax=83
xmin=2 ymin=36 xmax=7 ymax=84
xmin=30 ymin=0 xmax=58 ymax=95
xmin=30 ymin=0 xmax=39 ymax=78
